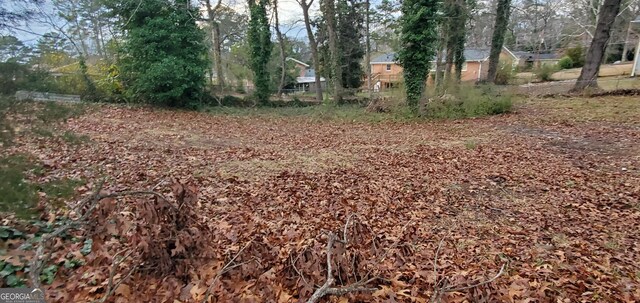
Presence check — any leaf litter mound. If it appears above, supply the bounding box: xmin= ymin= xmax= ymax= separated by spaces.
xmin=1 ymin=104 xmax=639 ymax=302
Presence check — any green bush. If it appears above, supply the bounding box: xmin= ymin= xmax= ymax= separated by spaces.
xmin=557 ymin=56 xmax=574 ymax=70
xmin=117 ymin=0 xmax=209 ymax=108
xmin=565 ymin=46 xmax=585 ymax=68
xmin=494 ymin=63 xmax=515 ymax=85
xmin=424 ymin=85 xmax=512 ymax=119
xmin=535 ymin=64 xmax=558 ymax=82
xmin=221 ymin=95 xmax=251 ymax=107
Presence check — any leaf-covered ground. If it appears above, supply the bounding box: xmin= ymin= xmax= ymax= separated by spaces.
xmin=2 ymin=96 xmax=640 ymax=302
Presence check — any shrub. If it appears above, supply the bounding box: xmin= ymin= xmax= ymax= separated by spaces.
xmin=535 ymin=64 xmax=558 ymax=82
xmin=117 ymin=0 xmax=209 ymax=108
xmin=565 ymin=46 xmax=585 ymax=68
xmin=221 ymin=95 xmax=250 ymax=107
xmin=557 ymin=56 xmax=574 ymax=70
xmin=423 ymin=85 xmax=512 ymax=119
xmin=494 ymin=63 xmax=515 ymax=85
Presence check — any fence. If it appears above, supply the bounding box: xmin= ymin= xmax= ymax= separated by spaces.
xmin=15 ymin=91 xmax=81 ymax=102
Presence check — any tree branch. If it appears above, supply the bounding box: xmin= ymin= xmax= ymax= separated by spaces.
xmin=306 ymin=232 xmax=377 ymax=303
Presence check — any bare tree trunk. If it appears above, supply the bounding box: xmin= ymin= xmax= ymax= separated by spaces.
xmin=205 ymin=0 xmax=225 ymax=92
xmin=298 ymin=0 xmax=324 ymax=102
xmin=435 ymin=26 xmax=446 ymax=93
xmin=486 ymin=0 xmax=512 ymax=83
xmin=571 ymin=0 xmax=622 ymax=92
xmin=213 ymin=23 xmax=225 ymax=90
xmin=323 ymin=0 xmax=343 ymax=102
xmin=365 ymin=0 xmax=371 ymax=98
xmin=621 ymin=21 xmax=632 ymax=62
xmin=444 ymin=48 xmax=454 ymax=86
xmin=274 ymin=0 xmax=287 ymax=97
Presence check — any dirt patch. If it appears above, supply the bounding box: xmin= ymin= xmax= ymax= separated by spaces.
xmin=216 ymin=150 xmax=357 ymax=180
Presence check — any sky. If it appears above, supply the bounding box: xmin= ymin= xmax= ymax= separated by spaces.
xmin=1 ymin=0 xmax=324 ymax=44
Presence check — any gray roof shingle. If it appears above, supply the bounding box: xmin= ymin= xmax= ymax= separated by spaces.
xmin=370 ymin=48 xmax=496 ymax=64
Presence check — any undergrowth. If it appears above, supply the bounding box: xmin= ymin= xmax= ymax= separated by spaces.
xmin=423 ymin=85 xmax=513 ymax=119
xmin=0 ymin=155 xmax=39 ymax=219
xmin=0 ymin=97 xmax=88 ymax=219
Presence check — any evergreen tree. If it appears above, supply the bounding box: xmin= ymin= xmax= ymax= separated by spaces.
xmin=337 ymin=0 xmax=365 ymax=89
xmin=116 ymin=0 xmax=209 ymax=107
xmin=247 ymin=0 xmax=272 ymax=104
xmin=398 ymin=0 xmax=440 ymax=112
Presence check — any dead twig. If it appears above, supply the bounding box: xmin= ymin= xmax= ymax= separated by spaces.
xmin=201 ymin=240 xmax=253 ymax=303
xmin=430 ymin=232 xmax=507 ymax=302
xmin=443 ymin=263 xmax=507 ymax=292
xmin=343 ymin=213 xmax=356 ymax=243
xmin=97 ymin=249 xmax=138 ymax=303
xmin=306 ymin=232 xmax=377 ymax=303
xmin=290 ymin=249 xmax=311 ymax=287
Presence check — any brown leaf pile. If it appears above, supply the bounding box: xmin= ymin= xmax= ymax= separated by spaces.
xmin=2 ymin=100 xmax=639 ymax=302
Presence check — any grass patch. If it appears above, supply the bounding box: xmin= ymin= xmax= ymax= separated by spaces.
xmin=204 ymin=103 xmax=416 ymax=123
xmin=36 ymin=101 xmax=86 ymax=124
xmin=38 ymin=178 xmax=84 ymax=209
xmin=32 ymin=127 xmax=55 ymax=138
xmin=0 ymin=155 xmax=39 ymax=219
xmin=464 ymin=139 xmax=478 ymax=150
xmin=530 ymin=96 xmax=640 ymax=123
xmin=61 ymin=131 xmax=89 ymax=145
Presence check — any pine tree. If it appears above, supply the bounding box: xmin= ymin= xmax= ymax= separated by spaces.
xmin=337 ymin=0 xmax=365 ymax=90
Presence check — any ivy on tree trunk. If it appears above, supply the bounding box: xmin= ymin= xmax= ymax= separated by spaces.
xmin=486 ymin=0 xmax=511 ymax=83
xmin=398 ymin=0 xmax=439 ymax=112
xmin=248 ymin=0 xmax=272 ymax=104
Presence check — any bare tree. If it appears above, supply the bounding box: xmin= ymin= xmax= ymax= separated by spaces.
xmin=365 ymin=0 xmax=371 ymax=97
xmin=273 ymin=0 xmax=287 ymax=97
xmin=203 ymin=0 xmax=226 ymax=91
xmin=322 ymin=0 xmax=343 ymax=102
xmin=296 ymin=0 xmax=324 ymax=102
xmin=571 ymin=0 xmax=623 ymax=92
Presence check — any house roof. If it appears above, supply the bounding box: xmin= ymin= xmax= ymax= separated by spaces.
xmin=297 ymin=68 xmax=326 ymax=83
xmin=513 ymin=51 xmax=562 ymax=61
xmin=371 ymin=53 xmax=397 ymax=64
xmin=286 ymin=57 xmax=309 ymax=67
xmin=631 ymin=16 xmax=640 ymax=29
xmin=371 ymin=47 xmax=516 ymax=64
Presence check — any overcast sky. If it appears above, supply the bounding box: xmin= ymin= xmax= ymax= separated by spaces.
xmin=1 ymin=0 xmax=324 ymax=44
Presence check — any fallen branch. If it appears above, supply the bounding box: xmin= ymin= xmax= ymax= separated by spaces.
xmin=28 ymin=180 xmax=174 ymax=289
xmin=97 ymin=249 xmax=138 ymax=303
xmin=306 ymin=232 xmax=377 ymax=303
xmin=443 ymin=263 xmax=507 ymax=292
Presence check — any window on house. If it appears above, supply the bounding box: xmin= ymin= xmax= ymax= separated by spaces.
xmin=386 ymin=64 xmax=391 ymax=71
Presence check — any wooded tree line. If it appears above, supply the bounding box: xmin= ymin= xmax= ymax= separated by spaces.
xmin=0 ymin=0 xmax=638 ymax=108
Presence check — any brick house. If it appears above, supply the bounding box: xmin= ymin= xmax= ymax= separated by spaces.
xmin=369 ymin=47 xmax=518 ymax=90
